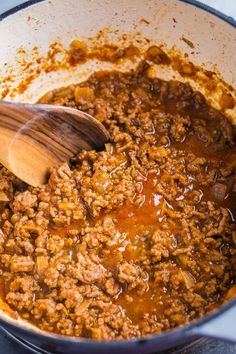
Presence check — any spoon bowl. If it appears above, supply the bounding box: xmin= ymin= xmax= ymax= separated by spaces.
xmin=0 ymin=101 xmax=110 ymax=186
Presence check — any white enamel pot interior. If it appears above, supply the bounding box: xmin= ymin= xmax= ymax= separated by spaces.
xmin=0 ymin=1 xmax=236 ymax=353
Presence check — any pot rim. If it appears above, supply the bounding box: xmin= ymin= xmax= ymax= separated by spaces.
xmin=0 ymin=0 xmax=235 ymax=347
xmin=0 ymin=0 xmax=235 ymax=27
xmin=0 ymin=299 xmax=235 ymax=346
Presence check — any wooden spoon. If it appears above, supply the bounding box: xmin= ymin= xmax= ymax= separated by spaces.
xmin=0 ymin=101 xmax=110 ymax=187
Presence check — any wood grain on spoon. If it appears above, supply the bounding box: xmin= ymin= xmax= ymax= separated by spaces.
xmin=0 ymin=101 xmax=110 ymax=187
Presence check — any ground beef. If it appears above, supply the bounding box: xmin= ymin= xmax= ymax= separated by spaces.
xmin=0 ymin=63 xmax=236 ymax=340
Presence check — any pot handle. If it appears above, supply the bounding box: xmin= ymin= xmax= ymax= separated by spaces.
xmin=192 ymin=301 xmax=236 ymax=343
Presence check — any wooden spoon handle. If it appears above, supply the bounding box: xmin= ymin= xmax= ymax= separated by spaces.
xmin=0 ymin=101 xmax=33 ymax=127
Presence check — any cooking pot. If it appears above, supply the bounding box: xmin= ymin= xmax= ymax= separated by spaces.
xmin=0 ymin=0 xmax=235 ymax=353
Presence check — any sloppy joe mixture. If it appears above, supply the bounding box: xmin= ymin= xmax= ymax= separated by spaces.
xmin=0 ymin=58 xmax=236 ymax=340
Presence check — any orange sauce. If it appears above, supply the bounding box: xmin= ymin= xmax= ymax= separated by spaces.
xmin=0 ymin=278 xmax=17 ymax=319
xmin=100 ymin=174 xmax=173 ymax=322
xmin=47 ymin=156 xmax=236 ymax=325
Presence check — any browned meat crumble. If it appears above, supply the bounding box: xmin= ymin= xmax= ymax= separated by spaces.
xmin=0 ymin=61 xmax=236 ymax=340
